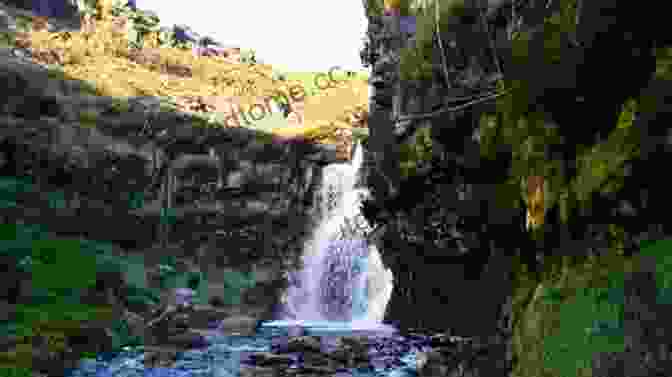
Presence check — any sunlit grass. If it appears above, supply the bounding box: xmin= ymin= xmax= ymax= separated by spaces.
xmin=12 ymin=13 xmax=369 ymax=144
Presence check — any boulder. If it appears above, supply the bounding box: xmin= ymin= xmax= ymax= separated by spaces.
xmin=215 ymin=315 xmax=258 ymax=335
xmin=157 ymin=330 xmax=210 ymax=350
xmin=143 ymin=348 xmax=179 ymax=369
xmin=66 ymin=325 xmax=114 ymax=359
xmin=416 ymin=350 xmax=449 ymax=377
xmin=248 ymin=352 xmax=294 ymax=367
xmin=239 ymin=366 xmax=276 ymax=377
xmin=122 ymin=309 xmax=149 ymax=345
xmin=285 ymin=336 xmax=322 ymax=353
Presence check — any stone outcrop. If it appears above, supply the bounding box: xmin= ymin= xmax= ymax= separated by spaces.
xmin=360 ymin=2 xmax=516 ymax=338
xmin=0 ymin=43 xmax=340 ymax=250
xmin=0 ymin=37 xmax=343 ymax=371
xmin=416 ymin=333 xmax=510 ymax=377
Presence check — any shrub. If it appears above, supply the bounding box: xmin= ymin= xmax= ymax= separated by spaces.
xmin=240 ymin=48 xmax=257 ymax=64
xmin=272 ymin=71 xmax=288 ymax=81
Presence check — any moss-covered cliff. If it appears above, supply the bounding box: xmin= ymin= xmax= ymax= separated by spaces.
xmin=360 ymin=0 xmax=672 ymax=376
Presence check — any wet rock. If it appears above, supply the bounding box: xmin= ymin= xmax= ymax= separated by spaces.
xmin=416 ymin=350 xmax=449 ymax=377
xmin=340 ymin=336 xmax=370 ymax=360
xmin=249 ymin=352 xmax=294 ymax=367
xmin=327 ymin=347 xmax=357 ymax=367
xmin=296 ymin=364 xmax=339 ymax=375
xmin=30 ymin=333 xmax=86 ymax=375
xmin=420 ymin=334 xmax=511 ymax=377
xmin=146 ymin=304 xmax=194 ymax=344
xmin=239 ymin=365 xmax=277 ymax=377
xmin=215 ymin=315 xmax=259 ymax=335
xmin=208 ymin=296 xmax=226 ymax=308
xmin=284 ymin=336 xmax=322 ymax=353
xmin=67 ymin=325 xmax=114 ymax=357
xmin=429 ymin=333 xmax=470 ymax=349
xmin=143 ymin=349 xmax=179 ymax=368
xmin=122 ymin=310 xmax=148 ymax=344
xmin=301 ymin=350 xmax=332 ymax=366
xmin=184 ymin=304 xmax=233 ymax=330
xmin=159 ymin=330 xmax=210 ymax=350
xmin=0 ymin=334 xmax=22 ymax=353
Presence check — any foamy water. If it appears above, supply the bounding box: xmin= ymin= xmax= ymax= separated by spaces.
xmin=282 ymin=142 xmax=395 ymax=325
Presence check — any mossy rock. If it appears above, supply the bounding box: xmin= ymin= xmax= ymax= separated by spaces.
xmin=78 ymin=109 xmax=100 ymax=127
xmin=0 ymin=342 xmax=34 ymax=368
xmin=510 ymin=249 xmax=648 ymax=377
xmin=108 ymin=98 xmax=132 ymax=114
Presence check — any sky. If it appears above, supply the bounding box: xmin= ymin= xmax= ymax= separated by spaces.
xmin=135 ymin=0 xmax=370 ymax=73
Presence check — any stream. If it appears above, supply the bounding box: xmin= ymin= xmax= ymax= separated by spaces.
xmin=66 ymin=321 xmax=436 ymax=377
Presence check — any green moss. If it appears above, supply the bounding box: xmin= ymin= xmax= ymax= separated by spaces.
xmin=399 ymin=45 xmax=435 ymax=82
xmin=78 ymin=109 xmax=100 ymax=128
xmin=654 ymin=48 xmax=672 ymax=79
xmin=398 ymin=125 xmax=432 ymax=178
xmin=0 ymin=304 xmax=115 ymax=372
xmin=108 ymin=98 xmax=132 ymax=114
xmin=493 ymin=178 xmax=524 ymax=210
xmin=0 ymin=366 xmax=32 ymax=377
xmin=571 ymin=121 xmax=640 ymax=205
xmin=510 ymin=251 xmax=638 ymax=377
xmin=616 ymin=99 xmax=637 ymax=129
xmin=485 ymin=77 xmax=641 ymax=227
xmin=511 ymin=236 xmax=672 ymax=377
xmin=351 ymin=127 xmax=370 ymax=145
xmin=639 ymin=238 xmax=672 ymax=291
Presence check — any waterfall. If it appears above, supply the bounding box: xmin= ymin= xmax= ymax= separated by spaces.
xmin=281 ymin=142 xmax=394 ymax=324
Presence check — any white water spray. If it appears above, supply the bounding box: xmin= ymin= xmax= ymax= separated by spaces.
xmin=281 ymin=142 xmax=394 ymax=324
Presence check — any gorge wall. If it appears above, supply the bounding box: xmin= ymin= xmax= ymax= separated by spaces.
xmin=359 ymin=0 xmax=672 ymax=376
xmin=359 ymin=0 xmax=520 ymax=339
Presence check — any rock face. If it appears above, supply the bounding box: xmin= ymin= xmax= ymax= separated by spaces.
xmin=416 ymin=334 xmax=511 ymax=377
xmin=360 ymin=2 xmax=672 ymax=377
xmin=360 ymin=6 xmax=516 ymax=339
xmin=0 ymin=44 xmax=340 ymax=250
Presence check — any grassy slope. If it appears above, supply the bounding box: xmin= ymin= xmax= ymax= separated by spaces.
xmin=1 ymin=10 xmax=369 ymax=146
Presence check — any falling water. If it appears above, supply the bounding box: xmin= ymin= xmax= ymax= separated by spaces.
xmin=281 ymin=141 xmax=394 ymax=325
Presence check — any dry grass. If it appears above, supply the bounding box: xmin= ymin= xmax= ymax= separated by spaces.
xmin=15 ymin=12 xmax=369 ymax=144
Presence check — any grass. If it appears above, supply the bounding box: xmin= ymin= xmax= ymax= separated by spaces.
xmin=0 ymin=175 xmax=261 ymax=367
xmin=7 ymin=11 xmax=369 ymax=145
xmin=0 ymin=219 xmax=118 ymax=369
xmin=511 ymin=238 xmax=672 ymax=377
xmin=280 ymin=70 xmax=369 ymax=96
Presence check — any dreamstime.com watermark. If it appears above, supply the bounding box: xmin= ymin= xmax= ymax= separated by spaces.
xmin=221 ymin=66 xmax=364 ymax=128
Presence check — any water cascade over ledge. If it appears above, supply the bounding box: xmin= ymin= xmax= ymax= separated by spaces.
xmin=278 ymin=141 xmax=394 ymax=327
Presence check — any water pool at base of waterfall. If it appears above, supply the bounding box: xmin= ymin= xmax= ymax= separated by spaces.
xmin=65 ymin=321 xmax=428 ymax=377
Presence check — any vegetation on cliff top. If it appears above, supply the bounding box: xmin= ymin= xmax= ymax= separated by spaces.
xmin=2 ymin=0 xmax=369 ymax=145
